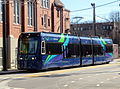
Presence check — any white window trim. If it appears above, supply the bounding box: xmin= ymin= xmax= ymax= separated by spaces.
xmin=13 ymin=0 xmax=21 ymax=24
xmin=41 ymin=0 xmax=49 ymax=8
xmin=28 ymin=1 xmax=33 ymax=26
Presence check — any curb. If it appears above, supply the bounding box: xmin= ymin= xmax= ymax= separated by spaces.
xmin=0 ymin=66 xmax=19 ymax=75
xmin=0 ymin=69 xmax=26 ymax=75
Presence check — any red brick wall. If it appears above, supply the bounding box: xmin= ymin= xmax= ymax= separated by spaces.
xmin=0 ymin=0 xmax=70 ymax=38
xmin=63 ymin=9 xmax=70 ymax=33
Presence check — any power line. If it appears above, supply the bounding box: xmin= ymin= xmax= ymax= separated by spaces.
xmin=96 ymin=15 xmax=110 ymax=22
xmin=96 ymin=0 xmax=120 ymax=8
xmin=71 ymin=0 xmax=120 ymax=12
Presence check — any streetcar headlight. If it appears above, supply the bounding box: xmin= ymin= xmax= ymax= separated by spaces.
xmin=20 ymin=57 xmax=23 ymax=60
xmin=32 ymin=57 xmax=35 ymax=60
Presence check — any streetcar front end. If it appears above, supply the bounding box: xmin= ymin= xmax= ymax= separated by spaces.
xmin=17 ymin=33 xmax=42 ymax=70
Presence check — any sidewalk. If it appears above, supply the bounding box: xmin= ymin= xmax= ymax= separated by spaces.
xmin=0 ymin=58 xmax=120 ymax=75
xmin=0 ymin=65 xmax=23 ymax=75
xmin=110 ymin=58 xmax=120 ymax=63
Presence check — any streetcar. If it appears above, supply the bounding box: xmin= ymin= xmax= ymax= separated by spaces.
xmin=17 ymin=32 xmax=113 ymax=70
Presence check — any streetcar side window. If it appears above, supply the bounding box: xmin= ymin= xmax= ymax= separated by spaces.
xmin=106 ymin=45 xmax=113 ymax=53
xmin=46 ymin=43 xmax=62 ymax=55
xmin=41 ymin=41 xmax=46 ymax=54
xmin=67 ymin=44 xmax=80 ymax=58
xmin=81 ymin=44 xmax=92 ymax=57
xmin=94 ymin=45 xmax=103 ymax=56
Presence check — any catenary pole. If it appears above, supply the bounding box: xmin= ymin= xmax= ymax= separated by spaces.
xmin=91 ymin=3 xmax=96 ymax=36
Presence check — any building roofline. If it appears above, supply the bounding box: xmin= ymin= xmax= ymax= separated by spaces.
xmin=54 ymin=0 xmax=64 ymax=7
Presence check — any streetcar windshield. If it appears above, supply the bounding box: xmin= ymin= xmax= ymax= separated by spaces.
xmin=19 ymin=37 xmax=38 ymax=55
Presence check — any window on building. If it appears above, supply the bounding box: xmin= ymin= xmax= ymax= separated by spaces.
xmin=28 ymin=1 xmax=33 ymax=26
xmin=41 ymin=0 xmax=49 ymax=8
xmin=43 ymin=0 xmax=46 ymax=7
xmin=110 ymin=26 xmax=113 ymax=30
xmin=57 ymin=10 xmax=59 ymax=17
xmin=14 ymin=0 xmax=20 ymax=24
xmin=102 ymin=26 xmax=105 ymax=30
xmin=41 ymin=17 xmax=43 ymax=25
xmin=41 ymin=0 xmax=43 ymax=7
xmin=48 ymin=19 xmax=50 ymax=26
xmin=46 ymin=0 xmax=49 ymax=8
xmin=44 ymin=14 xmax=47 ymax=27
xmin=0 ymin=0 xmax=2 ymax=22
xmin=74 ymin=28 xmax=76 ymax=30
xmin=81 ymin=27 xmax=83 ymax=31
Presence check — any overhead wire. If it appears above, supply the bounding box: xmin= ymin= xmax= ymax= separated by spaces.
xmin=71 ymin=0 xmax=120 ymax=12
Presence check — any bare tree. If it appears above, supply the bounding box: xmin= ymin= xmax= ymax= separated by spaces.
xmin=109 ymin=11 xmax=120 ymax=22
xmin=109 ymin=11 xmax=120 ymax=44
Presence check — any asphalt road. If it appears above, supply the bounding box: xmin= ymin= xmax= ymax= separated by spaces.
xmin=0 ymin=60 xmax=120 ymax=89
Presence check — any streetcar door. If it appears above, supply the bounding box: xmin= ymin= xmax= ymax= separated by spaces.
xmin=61 ymin=44 xmax=80 ymax=66
xmin=81 ymin=38 xmax=93 ymax=65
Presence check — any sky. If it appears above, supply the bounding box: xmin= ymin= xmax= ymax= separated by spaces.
xmin=61 ymin=0 xmax=120 ymax=23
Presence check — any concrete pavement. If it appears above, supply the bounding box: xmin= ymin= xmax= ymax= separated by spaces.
xmin=0 ymin=65 xmax=20 ymax=75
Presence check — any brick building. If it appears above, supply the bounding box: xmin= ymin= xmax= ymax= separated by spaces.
xmin=70 ymin=22 xmax=120 ymax=44
xmin=0 ymin=0 xmax=70 ymax=68
xmin=70 ymin=22 xmax=114 ymax=38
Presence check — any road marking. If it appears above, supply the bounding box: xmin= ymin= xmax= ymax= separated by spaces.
xmin=79 ymin=78 xmax=83 ymax=80
xmin=64 ymin=85 xmax=68 ymax=87
xmin=96 ymin=74 xmax=99 ymax=75
xmin=96 ymin=84 xmax=100 ymax=86
xmin=100 ymin=81 xmax=104 ymax=83
xmin=71 ymin=81 xmax=75 ymax=83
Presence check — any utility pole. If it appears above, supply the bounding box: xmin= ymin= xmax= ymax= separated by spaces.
xmin=2 ymin=0 xmax=7 ymax=71
xmin=91 ymin=3 xmax=96 ymax=36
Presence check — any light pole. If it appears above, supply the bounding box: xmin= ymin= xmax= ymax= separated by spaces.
xmin=91 ymin=3 xmax=96 ymax=36
xmin=2 ymin=0 xmax=7 ymax=71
